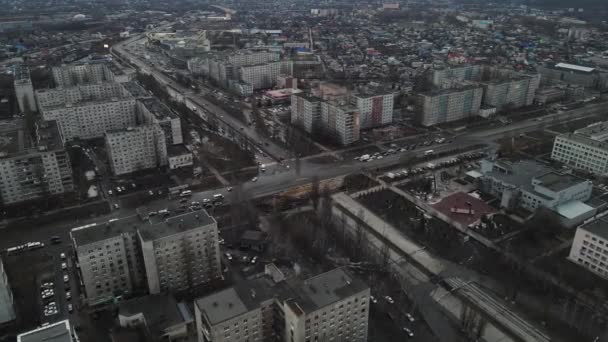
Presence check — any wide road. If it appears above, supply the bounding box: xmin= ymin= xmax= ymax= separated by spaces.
xmin=111 ymin=35 xmax=290 ymax=161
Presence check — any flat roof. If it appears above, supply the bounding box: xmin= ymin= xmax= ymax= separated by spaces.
xmin=555 ymin=63 xmax=595 ymax=73
xmin=293 ymin=268 xmax=368 ymax=313
xmin=122 ymin=81 xmax=151 ymax=99
xmin=581 ymin=217 xmax=608 ymax=241
xmin=118 ymin=294 xmax=188 ymax=333
xmin=555 ymin=200 xmax=595 ymax=220
xmin=18 ymin=320 xmax=72 ymax=342
xmin=139 ymin=98 xmax=178 ymax=120
xmin=483 ymin=159 xmax=551 ymax=189
xmin=167 ymin=144 xmax=191 ymax=157
xmin=535 ymin=172 xmax=586 ymax=192
xmin=195 ymin=288 xmax=249 ymax=325
xmin=72 ymin=209 xmax=215 ymax=246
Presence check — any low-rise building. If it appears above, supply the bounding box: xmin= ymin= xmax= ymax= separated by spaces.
xmin=118 ymin=294 xmax=193 ymax=341
xmin=569 ymin=218 xmax=608 ymax=280
xmin=17 ymin=320 xmax=77 ymax=342
xmin=479 ymin=159 xmax=593 ymax=220
xmin=552 ymin=122 xmax=608 ymax=175
xmin=167 ymin=144 xmax=193 ymax=170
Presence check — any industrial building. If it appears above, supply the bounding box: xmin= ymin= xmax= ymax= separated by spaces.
xmin=538 ymin=62 xmax=608 ymax=90
xmin=552 ymin=122 xmax=608 ymax=176
xmin=569 ymin=218 xmax=608 ymax=280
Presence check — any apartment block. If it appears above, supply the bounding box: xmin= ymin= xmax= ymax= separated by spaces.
xmin=52 ymin=63 xmax=115 ymax=87
xmin=321 ymin=101 xmax=360 ymax=145
xmin=0 ymin=257 xmax=15 ymax=326
xmin=105 ymin=125 xmax=167 ymax=176
xmin=12 ymin=64 xmax=37 ymax=113
xmin=351 ymin=89 xmax=394 ymax=129
xmin=137 ymin=98 xmax=183 ymax=145
xmin=194 ymin=267 xmax=369 ymax=342
xmin=284 ymin=268 xmax=370 ymax=342
xmin=0 ymin=120 xmax=73 ymax=205
xmin=481 ymin=74 xmax=540 ymax=110
xmin=569 ymin=218 xmax=608 ymax=280
xmin=431 ymin=64 xmax=483 ymax=88
xmin=291 ymin=93 xmax=322 ymax=133
xmin=139 ymin=210 xmax=221 ymax=294
xmin=417 ymin=86 xmax=483 ymax=126
xmin=551 ymin=122 xmax=608 ymax=175
xmin=71 ymin=209 xmax=220 ymax=305
xmin=37 ymin=82 xmax=137 ymax=141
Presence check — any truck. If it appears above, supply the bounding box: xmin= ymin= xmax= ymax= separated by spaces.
xmin=359 ymin=154 xmax=370 ymax=162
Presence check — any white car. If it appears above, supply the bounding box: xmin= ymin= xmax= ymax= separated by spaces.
xmin=67 ymin=304 xmax=73 ymax=313
xmin=60 ymin=253 xmax=66 ymax=260
xmin=384 ymin=296 xmax=395 ymax=304
xmin=66 ymin=291 xmax=71 ymax=300
xmin=370 ymin=296 xmax=378 ymax=304
xmin=251 ymin=256 xmax=258 ymax=264
xmin=61 ymin=263 xmax=67 ymax=270
xmin=405 ymin=313 xmax=415 ymax=322
xmin=251 ymin=177 xmax=258 ymax=182
xmin=403 ymin=327 xmax=414 ymax=337
xmin=225 ymin=253 xmax=233 ymax=261
xmin=63 ymin=274 xmax=69 ymax=283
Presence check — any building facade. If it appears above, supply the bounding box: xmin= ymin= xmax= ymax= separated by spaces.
xmin=139 ymin=210 xmax=222 ymax=294
xmin=137 ymin=98 xmax=183 ymax=146
xmin=417 ymin=86 xmax=483 ymax=126
xmin=320 ymin=102 xmax=360 ymax=145
xmin=12 ymin=64 xmax=37 ymax=113
xmin=52 ymin=63 xmax=115 ymax=87
xmin=481 ymin=75 xmax=540 ymax=110
xmin=551 ymin=122 xmax=608 ymax=175
xmin=351 ymin=91 xmax=394 ymax=129
xmin=568 ymin=218 xmax=608 ymax=280
xmin=105 ymin=125 xmax=167 ymax=176
xmin=0 ymin=121 xmax=73 ymax=205
xmin=291 ymin=93 xmax=322 ymax=133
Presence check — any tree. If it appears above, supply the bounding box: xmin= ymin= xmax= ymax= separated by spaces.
xmin=310 ymin=176 xmax=320 ymax=210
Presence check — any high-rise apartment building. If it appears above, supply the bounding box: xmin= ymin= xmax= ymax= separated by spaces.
xmin=238 ymin=61 xmax=291 ymax=90
xmin=35 ymin=82 xmax=127 ymax=109
xmin=551 ymin=122 xmax=608 ymax=175
xmin=139 ymin=210 xmax=221 ymax=294
xmin=291 ymin=93 xmax=322 ymax=133
xmin=137 ymin=98 xmax=183 ymax=145
xmin=194 ymin=267 xmax=370 ymax=342
xmin=12 ymin=64 xmax=37 ymax=113
xmin=0 ymin=120 xmax=73 ymax=205
xmin=17 ymin=320 xmax=77 ymax=342
xmin=71 ymin=209 xmax=220 ymax=305
xmin=105 ymin=125 xmax=168 ymax=176
xmin=432 ymin=64 xmax=483 ymax=88
xmin=321 ymin=101 xmax=360 ymax=145
xmin=569 ymin=218 xmax=608 ymax=280
xmin=481 ymin=74 xmax=540 ymax=110
xmin=52 ymin=63 xmax=115 ymax=87
xmin=417 ymin=86 xmax=483 ymax=126
xmin=351 ymin=89 xmax=394 ymax=129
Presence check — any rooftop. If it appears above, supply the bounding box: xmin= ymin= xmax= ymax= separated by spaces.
xmin=293 ymin=268 xmax=369 ymax=314
xmin=195 ymin=288 xmax=249 ymax=325
xmin=17 ymin=320 xmax=72 ymax=342
xmin=421 ymin=84 xmax=482 ymax=97
xmin=535 ymin=172 xmax=587 ymax=193
xmin=482 ymin=159 xmax=551 ymax=189
xmin=581 ymin=217 xmax=608 ymax=241
xmin=71 ymin=209 xmax=215 ymax=246
xmin=432 ymin=191 xmax=497 ymax=226
xmin=554 ymin=63 xmax=595 ymax=73
xmin=118 ymin=294 xmax=189 ymax=333
xmin=11 ymin=64 xmax=31 ymax=81
xmin=139 ymin=98 xmax=178 ymax=120
xmin=555 ymin=200 xmax=595 ymax=220
xmin=167 ymin=144 xmax=191 ymax=157
xmin=0 ymin=119 xmax=64 ymax=158
xmin=122 ymin=81 xmax=152 ymax=99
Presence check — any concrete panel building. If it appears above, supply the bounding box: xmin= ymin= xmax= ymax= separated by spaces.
xmin=0 ymin=120 xmax=73 ymax=205
xmin=481 ymin=74 xmax=540 ymax=110
xmin=552 ymin=122 xmax=608 ymax=175
xmin=417 ymin=86 xmax=483 ymax=126
xmin=71 ymin=209 xmax=220 ymax=305
xmin=52 ymin=63 xmax=115 ymax=87
xmin=105 ymin=125 xmax=168 ymax=176
xmin=569 ymin=218 xmax=608 ymax=280
xmin=12 ymin=64 xmax=37 ymax=113
xmin=320 ymin=102 xmax=360 ymax=146
xmin=139 ymin=210 xmax=221 ymax=295
xmin=351 ymin=89 xmax=394 ymax=129
xmin=291 ymin=93 xmax=322 ymax=133
xmin=35 ymin=82 xmax=127 ymax=109
xmin=194 ymin=267 xmax=369 ymax=342
xmin=431 ymin=64 xmax=483 ymax=88
xmin=137 ymin=98 xmax=183 ymax=145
